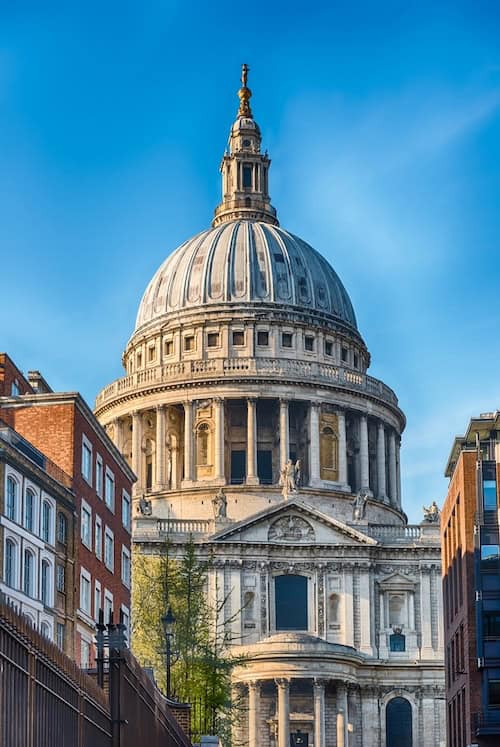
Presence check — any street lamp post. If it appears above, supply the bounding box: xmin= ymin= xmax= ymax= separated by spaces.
xmin=161 ymin=605 xmax=176 ymax=700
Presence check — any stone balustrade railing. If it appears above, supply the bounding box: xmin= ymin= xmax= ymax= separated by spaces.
xmin=157 ymin=518 xmax=213 ymax=535
xmin=95 ymin=358 xmax=398 ymax=409
xmin=364 ymin=524 xmax=439 ymax=542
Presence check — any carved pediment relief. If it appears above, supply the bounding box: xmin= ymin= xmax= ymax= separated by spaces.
xmin=268 ymin=514 xmax=315 ymax=543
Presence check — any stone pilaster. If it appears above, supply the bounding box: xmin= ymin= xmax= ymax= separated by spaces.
xmin=388 ymin=431 xmax=397 ymax=505
xmin=338 ymin=410 xmax=349 ymax=489
xmin=376 ymin=421 xmax=387 ymax=500
xmin=276 ymin=678 xmax=290 ymax=747
xmin=246 ymin=398 xmax=259 ymax=484
xmin=214 ymin=397 xmax=225 ymax=482
xmin=313 ymin=678 xmax=326 ymax=747
xmin=359 ymin=415 xmax=370 ymax=492
xmin=248 ymin=680 xmax=260 ymax=747
xmin=279 ymin=399 xmax=289 ymax=471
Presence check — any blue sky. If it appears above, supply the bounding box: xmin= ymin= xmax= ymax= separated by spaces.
xmin=2 ymin=1 xmax=500 ymax=522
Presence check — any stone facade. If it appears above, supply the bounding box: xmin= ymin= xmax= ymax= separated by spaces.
xmin=95 ymin=67 xmax=445 ymax=746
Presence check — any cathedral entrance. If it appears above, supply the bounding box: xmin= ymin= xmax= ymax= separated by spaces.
xmin=230 ymin=450 xmax=246 ymax=484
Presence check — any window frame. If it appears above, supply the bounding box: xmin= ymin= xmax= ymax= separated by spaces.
xmin=81 ymin=500 xmax=92 ymax=549
xmin=95 ymin=515 xmax=103 ymax=560
xmin=6 ymin=475 xmax=19 ymax=522
xmin=104 ymin=527 xmax=114 ymax=572
xmin=104 ymin=467 xmax=115 ymax=512
xmin=122 ymin=491 xmax=131 ymax=532
xmin=80 ymin=567 xmax=91 ymax=615
xmin=96 ymin=454 xmax=104 ymax=498
xmin=121 ymin=545 xmax=131 ymax=588
xmin=81 ymin=435 xmax=93 ymax=485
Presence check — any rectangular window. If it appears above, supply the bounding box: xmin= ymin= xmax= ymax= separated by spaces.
xmin=56 ymin=622 xmax=65 ymax=650
xmin=121 ymin=546 xmax=131 ymax=588
xmin=81 ymin=502 xmax=92 ymax=549
xmin=243 ymin=164 xmax=252 ymax=189
xmin=304 ymin=336 xmax=314 ymax=352
xmin=483 ymin=479 xmax=498 ymax=511
xmin=257 ymin=330 xmax=269 ymax=346
xmin=94 ymin=581 xmax=101 ymax=622
xmin=184 ymin=335 xmax=195 ymax=351
xmin=324 ymin=341 xmax=333 ymax=356
xmin=104 ymin=590 xmax=113 ymax=626
xmin=104 ymin=468 xmax=115 ymax=511
xmin=489 ymin=678 xmax=500 ymax=706
xmin=354 ymin=353 xmax=359 ymax=368
xmin=341 ymin=347 xmax=348 ymax=363
xmin=484 ymin=612 xmax=500 ymax=637
xmin=121 ymin=606 xmax=130 ymax=645
xmin=96 ymin=455 xmax=103 ymax=498
xmin=148 ymin=345 xmax=156 ymax=362
xmin=57 ymin=512 xmax=67 ymax=544
xmin=80 ymin=639 xmax=90 ymax=668
xmin=56 ymin=564 xmax=65 ymax=593
xmin=137 ymin=352 xmax=142 ymax=368
xmin=80 ymin=570 xmax=91 ymax=615
xmin=282 ymin=333 xmax=293 ymax=348
xmin=122 ymin=491 xmax=131 ymax=532
xmin=164 ymin=339 xmax=174 ymax=356
xmin=95 ymin=516 xmax=102 ymax=559
xmin=481 ymin=544 xmax=500 ymax=571
xmin=232 ymin=330 xmax=245 ymax=346
xmin=104 ymin=528 xmax=114 ymax=571
xmin=207 ymin=332 xmax=219 ymax=348
xmin=41 ymin=501 xmax=52 ymax=544
xmin=82 ymin=437 xmax=92 ymax=484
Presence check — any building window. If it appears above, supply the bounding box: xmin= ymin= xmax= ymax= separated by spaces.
xmin=23 ymin=549 xmax=34 ymax=596
xmin=6 ymin=476 xmax=18 ymax=521
xmin=104 ymin=591 xmax=113 ymax=625
xmin=41 ymin=501 xmax=52 ymax=543
xmin=197 ymin=423 xmax=210 ymax=466
xmin=94 ymin=581 xmax=101 ymax=621
xmin=24 ymin=488 xmax=35 ymax=532
xmin=82 ymin=438 xmax=92 ymax=483
xmin=324 ymin=340 xmax=333 ymax=356
xmin=275 ymin=574 xmax=308 ymax=631
xmin=137 ymin=352 xmax=142 ymax=368
xmin=80 ymin=570 xmax=91 ymax=614
xmin=121 ymin=546 xmax=131 ymax=588
xmin=56 ymin=623 xmax=65 ymax=650
xmin=488 ymin=678 xmax=500 ymax=706
xmin=164 ymin=340 xmax=174 ymax=356
xmin=341 ymin=347 xmax=348 ymax=363
xmin=57 ymin=512 xmax=67 ymax=544
xmin=121 ymin=606 xmax=130 ymax=646
xmin=56 ymin=564 xmax=65 ymax=593
xmin=353 ymin=352 xmax=359 ymax=368
xmin=5 ymin=539 xmax=16 ymax=588
xmin=104 ymin=469 xmax=115 ymax=511
xmin=104 ymin=528 xmax=114 ymax=571
xmin=148 ymin=345 xmax=156 ymax=362
xmin=243 ymin=164 xmax=252 ymax=189
xmin=389 ymin=633 xmax=406 ymax=652
xmin=281 ymin=333 xmax=293 ymax=348
xmin=11 ymin=380 xmax=20 ymax=396
xmin=481 ymin=544 xmax=500 ymax=571
xmin=41 ymin=560 xmax=50 ymax=605
xmin=207 ymin=332 xmax=219 ymax=348
xmin=80 ymin=639 xmax=91 ymax=668
xmin=304 ymin=336 xmax=314 ymax=352
xmin=40 ymin=622 xmax=50 ymax=639
xmin=483 ymin=475 xmax=498 ymax=511
xmin=95 ymin=516 xmax=102 ymax=559
xmin=484 ymin=612 xmax=500 ymax=637
xmin=257 ymin=330 xmax=269 ymax=346
xmin=184 ymin=335 xmax=195 ymax=351
xmin=81 ymin=502 xmax=92 ymax=548
xmin=388 ymin=594 xmax=405 ymax=626
xmin=122 ymin=491 xmax=131 ymax=531
xmin=386 ymin=697 xmax=412 ymax=747
xmin=232 ymin=330 xmax=245 ymax=346
xmin=96 ymin=455 xmax=103 ymax=498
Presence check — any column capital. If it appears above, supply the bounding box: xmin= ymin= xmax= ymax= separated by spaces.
xmin=313 ymin=677 xmax=328 ymax=691
xmin=155 ymin=403 xmax=165 ymax=412
xmin=311 ymin=400 xmax=321 ymax=409
xmin=247 ymin=396 xmax=257 ymax=405
xmin=247 ymin=679 xmax=262 ymax=691
xmin=279 ymin=398 xmax=289 ymax=406
xmin=275 ymin=677 xmax=290 ymax=689
xmin=378 ymin=420 xmax=385 ymax=431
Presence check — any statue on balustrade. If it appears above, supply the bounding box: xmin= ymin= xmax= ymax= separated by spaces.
xmin=212 ymin=489 xmax=227 ymax=519
xmin=422 ymin=500 xmax=440 ymax=523
xmin=352 ymin=490 xmax=368 ymax=521
xmin=137 ymin=495 xmax=152 ymax=516
xmin=280 ymin=459 xmax=300 ymax=499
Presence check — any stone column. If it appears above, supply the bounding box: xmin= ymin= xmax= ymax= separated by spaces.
xmin=248 ymin=680 xmax=260 ymax=747
xmin=182 ymin=401 xmax=193 ymax=484
xmin=279 ymin=400 xmax=289 ymax=471
xmin=276 ymin=678 xmax=290 ymax=747
xmin=131 ymin=410 xmax=142 ymax=492
xmin=338 ymin=410 xmax=348 ymax=488
xmin=114 ymin=417 xmax=123 ymax=453
xmin=336 ymin=682 xmax=348 ymax=747
xmin=155 ymin=405 xmax=166 ymax=489
xmin=214 ymin=398 xmax=225 ymax=482
xmin=396 ymin=438 xmax=402 ymax=508
xmin=388 ymin=431 xmax=397 ymax=505
xmin=309 ymin=402 xmax=321 ymax=485
xmin=376 ymin=421 xmax=387 ymax=500
xmin=359 ymin=415 xmax=370 ymax=492
xmin=313 ymin=678 xmax=326 ymax=747
xmin=246 ymin=398 xmax=259 ymax=485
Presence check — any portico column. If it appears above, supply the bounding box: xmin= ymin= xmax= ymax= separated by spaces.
xmin=313 ymin=678 xmax=326 ymax=747
xmin=131 ymin=410 xmax=142 ymax=492
xmin=336 ymin=682 xmax=348 ymax=747
xmin=396 ymin=438 xmax=402 ymax=508
xmin=214 ymin=398 xmax=225 ymax=482
xmin=309 ymin=402 xmax=320 ymax=485
xmin=376 ymin=421 xmax=387 ymax=501
xmin=388 ymin=431 xmax=397 ymax=505
xmin=359 ymin=415 xmax=370 ymax=492
xmin=155 ymin=405 xmax=166 ymax=489
xmin=248 ymin=680 xmax=260 ymax=747
xmin=246 ymin=398 xmax=259 ymax=485
xmin=337 ymin=410 xmax=348 ymax=488
xmin=276 ymin=678 xmax=290 ymax=747
xmin=279 ymin=400 xmax=289 ymax=470
xmin=182 ymin=401 xmax=193 ymax=483
xmin=113 ymin=418 xmax=123 ymax=453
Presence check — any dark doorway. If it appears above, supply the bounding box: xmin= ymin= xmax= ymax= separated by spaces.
xmin=386 ymin=697 xmax=412 ymax=747
xmin=290 ymin=732 xmax=308 ymax=746
xmin=257 ymin=450 xmax=273 ymax=484
xmin=275 ymin=575 xmax=308 ymax=630
xmin=230 ymin=450 xmax=246 ymax=484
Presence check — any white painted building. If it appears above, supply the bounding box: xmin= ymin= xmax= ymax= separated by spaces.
xmin=95 ymin=67 xmax=445 ymax=747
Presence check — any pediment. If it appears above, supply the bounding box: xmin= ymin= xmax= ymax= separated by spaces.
xmin=209 ymin=498 xmax=378 ymax=546
xmin=378 ymin=572 xmax=416 ymax=590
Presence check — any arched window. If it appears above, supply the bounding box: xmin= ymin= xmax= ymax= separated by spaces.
xmin=40 ymin=622 xmax=50 ymax=639
xmin=23 ymin=549 xmax=34 ymax=597
xmin=5 ymin=539 xmax=16 ymax=588
xmin=6 ymin=476 xmax=18 ymax=521
xmin=41 ymin=501 xmax=51 ymax=543
xmin=24 ymin=489 xmax=35 ymax=532
xmin=197 ymin=423 xmax=210 ymax=466
xmin=320 ymin=426 xmax=338 ymax=473
xmin=57 ymin=512 xmax=67 ymax=544
xmin=386 ymin=697 xmax=412 ymax=747
xmin=41 ymin=559 xmax=50 ymax=606
xmin=329 ymin=593 xmax=340 ymax=624
xmin=275 ymin=574 xmax=308 ymax=631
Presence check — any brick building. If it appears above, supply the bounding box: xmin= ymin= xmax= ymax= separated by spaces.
xmin=0 ymin=353 xmax=135 ymax=666
xmin=443 ymin=412 xmax=500 ymax=746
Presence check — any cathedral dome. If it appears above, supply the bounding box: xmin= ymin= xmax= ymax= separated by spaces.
xmin=135 ymin=220 xmax=357 ymax=332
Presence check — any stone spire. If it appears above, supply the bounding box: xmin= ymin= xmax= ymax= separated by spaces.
xmin=212 ymin=64 xmax=278 ymax=227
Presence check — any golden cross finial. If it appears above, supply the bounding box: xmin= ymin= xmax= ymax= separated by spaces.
xmin=241 ymin=63 xmax=249 ymax=88
xmin=237 ymin=63 xmax=252 ymax=118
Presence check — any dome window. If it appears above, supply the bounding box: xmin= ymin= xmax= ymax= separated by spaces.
xmin=207 ymin=332 xmax=219 ymax=348
xmin=164 ymin=340 xmax=174 ymax=356
xmin=324 ymin=341 xmax=333 ymax=357
xmin=184 ymin=336 xmax=195 ymax=352
xmin=257 ymin=330 xmax=269 ymax=347
xmin=354 ymin=352 xmax=359 ymax=369
xmin=304 ymin=336 xmax=314 ymax=352
xmin=341 ymin=347 xmax=348 ymax=363
xmin=232 ymin=330 xmax=245 ymax=346
xmin=148 ymin=346 xmax=156 ymax=362
xmin=281 ymin=333 xmax=293 ymax=348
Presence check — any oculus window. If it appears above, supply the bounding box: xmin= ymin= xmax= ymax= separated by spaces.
xmin=275 ymin=574 xmax=308 ymax=631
